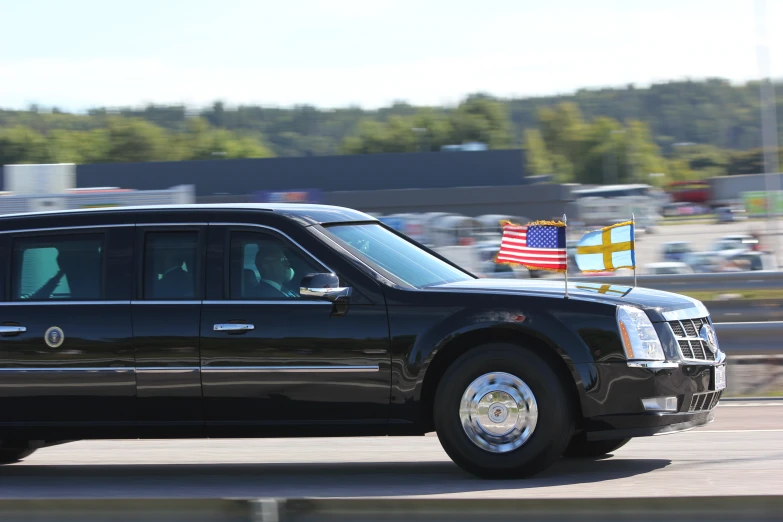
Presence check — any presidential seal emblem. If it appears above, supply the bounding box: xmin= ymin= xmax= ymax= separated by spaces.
xmin=44 ymin=326 xmax=65 ymax=348
xmin=699 ymin=323 xmax=718 ymax=354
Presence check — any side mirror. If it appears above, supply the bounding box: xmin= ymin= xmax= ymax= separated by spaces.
xmin=300 ymin=273 xmax=352 ymax=302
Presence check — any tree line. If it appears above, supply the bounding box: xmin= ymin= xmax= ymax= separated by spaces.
xmin=1 ymin=77 xmax=782 ymax=186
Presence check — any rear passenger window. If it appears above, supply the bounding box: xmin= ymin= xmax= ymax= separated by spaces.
xmin=12 ymin=234 xmax=103 ymax=301
xmin=143 ymin=232 xmax=199 ymax=300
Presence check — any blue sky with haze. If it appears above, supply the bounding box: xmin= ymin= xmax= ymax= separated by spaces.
xmin=1 ymin=0 xmax=781 ymax=111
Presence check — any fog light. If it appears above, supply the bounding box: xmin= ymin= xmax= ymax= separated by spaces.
xmin=641 ymin=396 xmax=678 ymax=412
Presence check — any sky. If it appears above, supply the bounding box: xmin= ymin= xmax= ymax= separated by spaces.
xmin=1 ymin=0 xmax=782 ymax=112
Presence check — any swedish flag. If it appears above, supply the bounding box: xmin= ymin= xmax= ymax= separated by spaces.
xmin=575 ymin=221 xmax=636 ymax=272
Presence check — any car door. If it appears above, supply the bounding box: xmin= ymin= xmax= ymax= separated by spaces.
xmin=0 ymin=225 xmax=136 ymax=425
xmin=199 ymin=223 xmax=391 ymax=427
xmin=131 ymin=224 xmax=206 ymax=428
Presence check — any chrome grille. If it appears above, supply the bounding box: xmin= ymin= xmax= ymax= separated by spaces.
xmin=689 ymin=390 xmax=723 ymax=412
xmin=668 ymin=317 xmax=716 ymax=362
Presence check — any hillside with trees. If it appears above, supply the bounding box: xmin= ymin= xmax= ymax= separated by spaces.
xmin=1 ymin=78 xmax=782 ymax=186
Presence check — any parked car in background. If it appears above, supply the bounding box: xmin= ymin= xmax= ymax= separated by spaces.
xmin=644 ymin=262 xmax=694 ymax=275
xmin=661 ymin=241 xmax=693 ymax=262
xmin=711 ymin=234 xmax=759 ymax=253
xmin=715 ymin=206 xmax=748 ymax=223
xmin=720 ymin=251 xmax=778 ymax=272
xmin=683 ymin=251 xmax=722 ymax=273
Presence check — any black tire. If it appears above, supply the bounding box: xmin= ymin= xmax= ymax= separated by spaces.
xmin=433 ymin=343 xmax=575 ymax=479
xmin=562 ymin=434 xmax=631 ymax=458
xmin=0 ymin=442 xmax=35 ymax=465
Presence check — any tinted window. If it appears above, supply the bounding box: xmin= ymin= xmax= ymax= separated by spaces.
xmin=12 ymin=234 xmax=103 ymax=301
xmin=230 ymin=232 xmax=324 ymax=300
xmin=322 ymin=223 xmax=473 ymax=288
xmin=144 ymin=232 xmax=199 ymax=300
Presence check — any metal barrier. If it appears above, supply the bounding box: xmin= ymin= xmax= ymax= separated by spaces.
xmin=715 ymin=321 xmax=783 ymax=354
xmin=705 ymin=299 xmax=783 ymax=322
xmin=0 ymin=496 xmax=779 ymax=522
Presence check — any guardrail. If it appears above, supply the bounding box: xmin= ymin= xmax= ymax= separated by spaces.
xmin=570 ymin=270 xmax=783 ymax=292
xmin=0 ymin=496 xmax=779 ymax=522
xmin=705 ymin=299 xmax=783 ymax=322
xmin=715 ymin=321 xmax=783 ymax=355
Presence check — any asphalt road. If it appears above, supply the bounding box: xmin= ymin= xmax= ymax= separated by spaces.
xmin=0 ymin=401 xmax=781 ymax=500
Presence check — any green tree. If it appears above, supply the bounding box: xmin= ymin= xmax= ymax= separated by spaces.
xmin=103 ymin=117 xmax=172 ymax=163
xmin=0 ymin=126 xmax=51 ymax=165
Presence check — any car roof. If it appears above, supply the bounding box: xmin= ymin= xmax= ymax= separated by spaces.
xmin=0 ymin=203 xmax=379 ymax=226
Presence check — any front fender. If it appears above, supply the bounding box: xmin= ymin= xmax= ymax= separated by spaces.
xmin=386 ymin=304 xmax=603 ymax=427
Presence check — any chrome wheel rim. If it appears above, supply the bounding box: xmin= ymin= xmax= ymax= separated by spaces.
xmin=459 ymin=372 xmax=538 ymax=453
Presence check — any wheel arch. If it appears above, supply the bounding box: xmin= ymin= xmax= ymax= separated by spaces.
xmin=417 ymin=326 xmax=584 ymax=433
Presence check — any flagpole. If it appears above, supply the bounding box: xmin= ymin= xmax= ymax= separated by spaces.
xmin=563 ymin=214 xmax=569 ymax=299
xmin=632 ymin=213 xmax=637 ymax=287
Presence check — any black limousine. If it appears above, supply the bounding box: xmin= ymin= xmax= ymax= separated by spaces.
xmin=0 ymin=203 xmax=725 ymax=478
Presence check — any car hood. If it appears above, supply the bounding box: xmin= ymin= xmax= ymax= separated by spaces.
xmin=426 ymin=278 xmax=708 ymax=322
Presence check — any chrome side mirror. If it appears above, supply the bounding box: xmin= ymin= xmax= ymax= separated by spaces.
xmin=300 ymin=273 xmax=352 ymax=302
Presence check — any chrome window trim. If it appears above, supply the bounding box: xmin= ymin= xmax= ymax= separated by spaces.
xmin=136 ymin=223 xmax=209 ymax=227
xmin=201 ymin=365 xmax=380 ymax=373
xmin=0 ymin=221 xmax=355 ymax=303
xmin=0 ymin=224 xmax=134 ymax=234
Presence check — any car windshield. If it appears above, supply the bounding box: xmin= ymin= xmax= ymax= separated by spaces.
xmin=322 ymin=223 xmax=474 ymax=288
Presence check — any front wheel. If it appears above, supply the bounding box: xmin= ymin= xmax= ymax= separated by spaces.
xmin=562 ymin=434 xmax=631 ymax=458
xmin=433 ymin=343 xmax=575 ymax=479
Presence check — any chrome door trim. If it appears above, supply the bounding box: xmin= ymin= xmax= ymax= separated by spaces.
xmin=131 ymin=301 xmax=202 ymax=305
xmin=137 ymin=367 xmax=201 ymax=373
xmin=201 ymin=365 xmax=380 ymax=373
xmin=0 ymin=367 xmax=134 ymax=372
xmin=0 ymin=301 xmax=131 ymax=306
xmin=202 ymin=300 xmax=332 ymax=306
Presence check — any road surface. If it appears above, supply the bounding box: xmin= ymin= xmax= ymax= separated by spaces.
xmin=0 ymin=401 xmax=781 ymax=499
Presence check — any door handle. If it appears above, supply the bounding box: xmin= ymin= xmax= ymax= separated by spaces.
xmin=0 ymin=325 xmax=26 ymax=335
xmin=213 ymin=323 xmax=254 ymax=332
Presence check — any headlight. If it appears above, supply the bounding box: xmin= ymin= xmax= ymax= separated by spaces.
xmin=616 ymin=305 xmax=665 ymax=361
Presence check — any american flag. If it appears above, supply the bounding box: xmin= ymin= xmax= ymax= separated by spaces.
xmin=495 ymin=222 xmax=567 ymax=272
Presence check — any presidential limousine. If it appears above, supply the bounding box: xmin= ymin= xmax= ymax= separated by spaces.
xmin=0 ymin=204 xmax=726 ymax=478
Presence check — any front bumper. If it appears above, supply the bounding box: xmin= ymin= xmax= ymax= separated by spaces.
xmin=585 ymin=409 xmax=715 ymax=441
xmin=577 ymin=354 xmax=725 ymax=439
